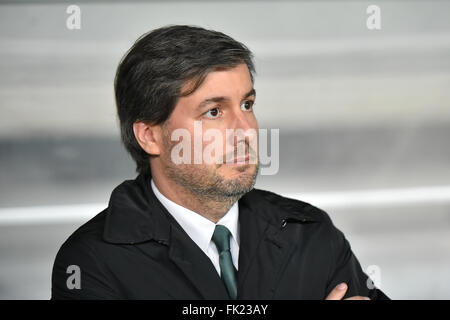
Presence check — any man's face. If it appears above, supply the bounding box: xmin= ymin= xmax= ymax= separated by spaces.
xmin=158 ymin=63 xmax=259 ymax=200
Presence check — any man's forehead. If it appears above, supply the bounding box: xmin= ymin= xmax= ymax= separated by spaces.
xmin=181 ymin=64 xmax=252 ymax=99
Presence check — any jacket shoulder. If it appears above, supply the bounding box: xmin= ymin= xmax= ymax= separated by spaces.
xmin=250 ymin=188 xmax=332 ymax=223
xmin=51 ymin=209 xmax=119 ymax=299
xmin=65 ymin=209 xmax=107 ymax=246
xmin=54 ymin=208 xmax=110 ymax=268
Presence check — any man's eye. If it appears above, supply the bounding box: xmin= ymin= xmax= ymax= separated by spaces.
xmin=204 ymin=107 xmax=221 ymax=119
xmin=241 ymin=100 xmax=254 ymax=111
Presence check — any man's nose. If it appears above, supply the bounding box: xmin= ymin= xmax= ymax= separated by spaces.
xmin=229 ymin=107 xmax=254 ymax=131
xmin=226 ymin=106 xmax=258 ymax=148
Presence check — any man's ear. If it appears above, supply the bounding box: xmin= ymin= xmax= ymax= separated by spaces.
xmin=133 ymin=121 xmax=162 ymax=156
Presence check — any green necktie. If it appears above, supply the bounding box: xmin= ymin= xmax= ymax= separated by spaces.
xmin=211 ymin=224 xmax=238 ymax=299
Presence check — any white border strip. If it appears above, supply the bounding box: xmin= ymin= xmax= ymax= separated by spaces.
xmin=1 ymin=185 xmax=450 ymax=225
xmin=286 ymin=185 xmax=450 ymax=209
xmin=0 ymin=203 xmax=106 ymax=226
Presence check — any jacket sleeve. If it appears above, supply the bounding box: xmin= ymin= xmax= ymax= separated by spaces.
xmin=51 ymin=235 xmax=120 ymax=300
xmin=324 ymin=223 xmax=390 ymax=300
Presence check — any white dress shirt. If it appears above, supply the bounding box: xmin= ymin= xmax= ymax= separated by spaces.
xmin=150 ymin=179 xmax=240 ymax=275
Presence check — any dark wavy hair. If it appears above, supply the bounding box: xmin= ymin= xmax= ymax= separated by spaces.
xmin=114 ymin=24 xmax=256 ymax=177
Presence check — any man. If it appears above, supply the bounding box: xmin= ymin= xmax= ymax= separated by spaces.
xmin=51 ymin=25 xmax=388 ymax=300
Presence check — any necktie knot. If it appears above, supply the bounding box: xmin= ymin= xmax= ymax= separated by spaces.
xmin=212 ymin=224 xmax=232 ymax=253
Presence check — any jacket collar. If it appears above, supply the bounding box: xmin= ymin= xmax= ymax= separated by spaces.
xmin=103 ymin=173 xmax=171 ymax=244
xmin=103 ymin=173 xmax=322 ymax=245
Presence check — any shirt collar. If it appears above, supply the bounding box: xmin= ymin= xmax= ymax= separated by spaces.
xmin=151 ymin=179 xmax=239 ymax=253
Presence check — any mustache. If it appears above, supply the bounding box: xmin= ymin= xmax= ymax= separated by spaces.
xmin=222 ymin=141 xmax=257 ymax=163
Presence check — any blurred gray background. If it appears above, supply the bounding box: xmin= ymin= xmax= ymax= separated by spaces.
xmin=1 ymin=0 xmax=449 ymax=299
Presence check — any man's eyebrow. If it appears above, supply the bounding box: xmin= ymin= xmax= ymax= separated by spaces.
xmin=244 ymin=88 xmax=256 ymax=99
xmin=196 ymin=88 xmax=256 ymax=111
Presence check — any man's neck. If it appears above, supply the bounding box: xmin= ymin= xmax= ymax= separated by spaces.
xmin=151 ymin=176 xmax=239 ymax=224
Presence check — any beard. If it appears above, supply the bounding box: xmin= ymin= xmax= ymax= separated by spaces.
xmin=164 ymin=161 xmax=259 ymax=202
xmin=160 ymin=126 xmax=259 ymax=203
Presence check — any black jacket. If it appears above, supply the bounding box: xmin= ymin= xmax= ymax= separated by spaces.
xmin=51 ymin=173 xmax=389 ymax=300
